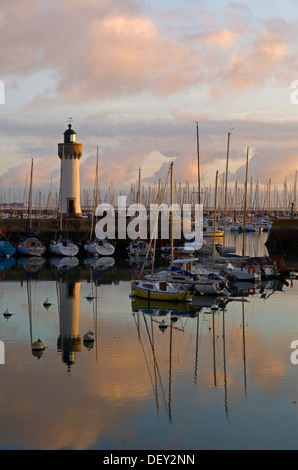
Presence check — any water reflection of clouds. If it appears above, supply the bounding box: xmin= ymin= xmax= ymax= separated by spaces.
xmin=1 ymin=273 xmax=298 ymax=449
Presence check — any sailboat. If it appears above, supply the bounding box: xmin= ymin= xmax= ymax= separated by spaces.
xmin=131 ymin=163 xmax=195 ymax=302
xmin=17 ymin=160 xmax=46 ymax=256
xmin=49 ymin=231 xmax=79 ymax=257
xmin=144 ymin=257 xmax=229 ymax=295
xmin=49 ymin=148 xmax=79 ymax=257
xmin=193 ymin=166 xmax=258 ymax=282
xmin=17 ymin=233 xmax=46 ymax=256
xmin=84 ymin=237 xmax=115 ymax=256
xmin=84 ymin=148 xmax=115 ymax=257
xmin=145 ymin=171 xmax=229 ymax=295
xmin=0 ymin=235 xmax=16 ymax=257
xmin=126 ymin=168 xmax=150 ymax=256
xmin=131 ymin=279 xmax=194 ymax=302
xmin=219 ymin=147 xmax=278 ymax=279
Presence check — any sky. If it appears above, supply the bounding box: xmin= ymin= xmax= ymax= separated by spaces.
xmin=1 ymin=0 xmax=298 ymax=202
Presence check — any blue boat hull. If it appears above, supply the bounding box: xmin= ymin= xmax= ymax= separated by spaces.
xmin=0 ymin=241 xmax=16 ymax=257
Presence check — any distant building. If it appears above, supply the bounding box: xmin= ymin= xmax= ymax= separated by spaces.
xmin=58 ymin=123 xmax=82 ymax=217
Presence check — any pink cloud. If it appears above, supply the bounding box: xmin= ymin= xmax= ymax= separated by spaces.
xmin=0 ymin=157 xmax=58 ymax=190
xmin=0 ymin=0 xmax=296 ymax=105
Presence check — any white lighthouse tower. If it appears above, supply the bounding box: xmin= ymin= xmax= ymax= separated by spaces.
xmin=58 ymin=121 xmax=82 ymax=218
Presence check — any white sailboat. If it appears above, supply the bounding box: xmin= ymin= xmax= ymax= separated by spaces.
xmin=17 ymin=159 xmax=46 ymax=257
xmin=84 ymin=238 xmax=115 ymax=256
xmin=49 ymin=236 xmax=79 ymax=257
xmin=18 ymin=236 xmax=46 ymax=256
xmin=49 ymin=147 xmax=79 ymax=257
xmin=131 ymin=163 xmax=195 ymax=302
xmin=84 ymin=147 xmax=115 ymax=257
xmin=144 ymin=257 xmax=229 ymax=295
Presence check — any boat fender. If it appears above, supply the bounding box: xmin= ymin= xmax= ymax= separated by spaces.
xmin=248 ymin=265 xmax=256 ymax=274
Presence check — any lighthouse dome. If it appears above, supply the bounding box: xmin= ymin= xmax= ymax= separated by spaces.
xmin=64 ymin=124 xmax=76 ymax=143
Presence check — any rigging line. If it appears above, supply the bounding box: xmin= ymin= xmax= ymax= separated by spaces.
xmin=132 ymin=312 xmax=156 ymax=399
xmin=143 ymin=313 xmax=168 ymax=411
xmin=194 ymin=315 xmax=200 ymax=384
xmin=27 ymin=279 xmax=33 ymax=345
xmin=173 ymin=317 xmax=195 ymax=364
xmin=142 ymin=313 xmax=166 ymax=387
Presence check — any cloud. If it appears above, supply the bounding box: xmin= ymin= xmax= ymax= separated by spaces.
xmin=187 ymin=29 xmax=241 ymax=47
xmin=0 ymin=157 xmax=59 ymax=192
xmin=0 ymin=0 xmax=203 ymax=105
xmin=1 ymin=0 xmax=298 ymax=196
xmin=3 ymin=0 xmax=295 ymax=107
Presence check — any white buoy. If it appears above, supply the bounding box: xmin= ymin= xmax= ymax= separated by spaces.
xmin=83 ymin=330 xmax=95 ymax=342
xmin=211 ymin=304 xmax=219 ymax=310
xmin=159 ymin=320 xmax=168 ymax=332
xmin=43 ymin=298 xmax=51 ymax=308
xmin=3 ymin=308 xmax=12 ymax=319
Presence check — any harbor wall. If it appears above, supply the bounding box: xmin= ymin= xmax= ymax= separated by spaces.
xmin=265 ymin=218 xmax=298 ymax=251
xmin=0 ymin=216 xmax=187 ymax=254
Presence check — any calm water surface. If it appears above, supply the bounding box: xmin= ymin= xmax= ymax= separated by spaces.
xmin=1 ymin=233 xmax=298 ymax=450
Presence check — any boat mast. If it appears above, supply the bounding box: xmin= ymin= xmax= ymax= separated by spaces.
xmin=59 ymin=146 xmax=64 ymax=233
xmin=90 ymin=148 xmax=99 ymax=241
xmin=212 ymin=170 xmax=219 ymax=258
xmin=196 ymin=122 xmax=200 ymax=205
xmin=223 ymin=131 xmax=231 ymax=249
xmin=170 ymin=161 xmax=174 ymax=265
xmin=137 ymin=168 xmax=141 ymax=206
xmin=28 ymin=159 xmax=33 ymax=231
xmin=242 ymin=147 xmax=249 ymax=257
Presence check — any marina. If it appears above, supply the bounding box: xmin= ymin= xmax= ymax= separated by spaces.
xmin=1 ymin=231 xmax=298 ymax=450
xmin=1 ymin=125 xmax=298 ymax=451
xmin=2 ymin=0 xmax=298 ymax=453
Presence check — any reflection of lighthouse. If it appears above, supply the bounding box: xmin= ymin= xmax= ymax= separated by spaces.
xmin=57 ymin=280 xmax=81 ymax=370
xmin=58 ymin=121 xmax=82 ymax=218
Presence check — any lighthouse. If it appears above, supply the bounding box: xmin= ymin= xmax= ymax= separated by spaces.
xmin=58 ymin=122 xmax=82 ymax=218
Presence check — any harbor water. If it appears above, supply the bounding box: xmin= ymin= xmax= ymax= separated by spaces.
xmin=1 ymin=232 xmax=298 ymax=450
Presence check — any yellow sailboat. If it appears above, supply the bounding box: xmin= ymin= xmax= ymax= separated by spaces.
xmin=131 ymin=280 xmax=194 ymax=302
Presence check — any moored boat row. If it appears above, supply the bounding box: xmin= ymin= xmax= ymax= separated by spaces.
xmin=0 ymin=233 xmax=115 ymax=258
